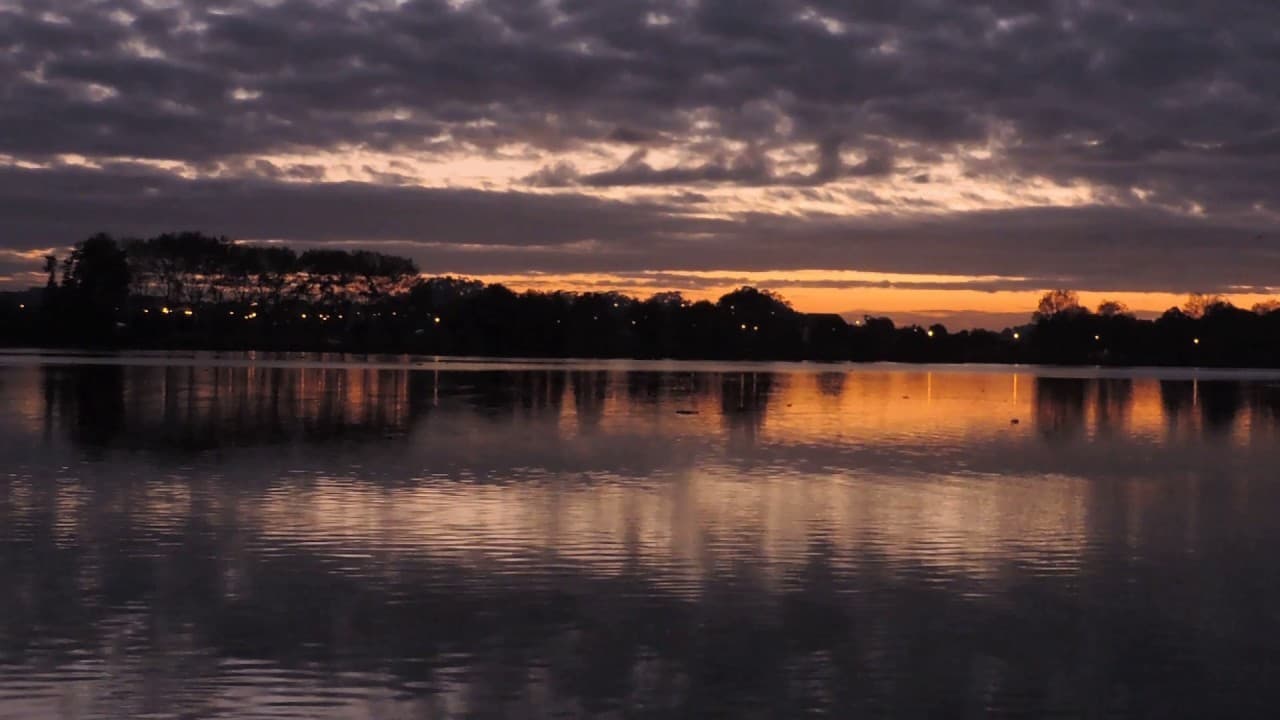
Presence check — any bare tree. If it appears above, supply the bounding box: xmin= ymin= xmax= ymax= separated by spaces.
xmin=1034 ymin=289 xmax=1082 ymax=321
xmin=1096 ymin=300 xmax=1132 ymax=318
xmin=1183 ymin=293 xmax=1229 ymax=318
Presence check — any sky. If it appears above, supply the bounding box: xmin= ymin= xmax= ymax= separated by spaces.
xmin=1 ymin=0 xmax=1278 ymax=327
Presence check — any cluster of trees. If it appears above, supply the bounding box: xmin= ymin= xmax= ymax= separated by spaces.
xmin=1025 ymin=289 xmax=1280 ymax=367
xmin=13 ymin=232 xmax=419 ymax=345
xmin=0 ymin=232 xmax=1015 ymax=361
xmin=3 ymin=233 xmax=1280 ymax=366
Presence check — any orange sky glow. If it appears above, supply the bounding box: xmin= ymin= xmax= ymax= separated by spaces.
xmin=458 ymin=271 xmax=1279 ymax=328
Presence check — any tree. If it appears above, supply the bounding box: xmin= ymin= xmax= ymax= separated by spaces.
xmin=1252 ymin=299 xmax=1280 ymax=315
xmin=1096 ymin=300 xmax=1132 ymax=318
xmin=64 ymin=234 xmax=130 ymax=307
xmin=1034 ymin=289 xmax=1083 ymax=321
xmin=61 ymin=233 xmax=131 ymax=340
xmin=717 ymin=286 xmax=793 ymax=319
xmin=42 ymin=253 xmax=61 ymax=307
xmin=646 ymin=291 xmax=688 ymax=308
xmin=1183 ymin=293 xmax=1229 ymax=318
xmin=43 ymin=254 xmax=58 ymax=289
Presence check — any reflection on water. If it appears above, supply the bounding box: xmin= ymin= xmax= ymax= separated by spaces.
xmin=4 ymin=358 xmax=1280 ymax=717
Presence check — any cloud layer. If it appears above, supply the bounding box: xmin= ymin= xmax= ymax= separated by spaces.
xmin=1 ymin=0 xmax=1278 ymax=296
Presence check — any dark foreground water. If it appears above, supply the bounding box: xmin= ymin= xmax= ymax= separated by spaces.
xmin=3 ymin=355 xmax=1280 ymax=718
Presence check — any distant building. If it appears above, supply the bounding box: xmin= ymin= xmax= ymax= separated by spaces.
xmin=801 ymin=313 xmax=848 ymax=353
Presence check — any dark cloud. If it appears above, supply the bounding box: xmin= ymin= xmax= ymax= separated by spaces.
xmin=0 ymin=163 xmax=713 ymax=251
xmin=1 ymin=164 xmax=1275 ymax=295
xmin=1 ymin=0 xmax=1278 ymax=293
xmin=523 ymin=137 xmax=894 ymax=188
xmin=0 ymin=0 xmax=1274 ymax=203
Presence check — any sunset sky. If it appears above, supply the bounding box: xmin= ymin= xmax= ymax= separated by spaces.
xmin=1 ymin=0 xmax=1278 ymax=327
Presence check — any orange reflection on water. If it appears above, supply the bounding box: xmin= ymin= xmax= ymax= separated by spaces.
xmin=7 ymin=360 xmax=1280 ymax=593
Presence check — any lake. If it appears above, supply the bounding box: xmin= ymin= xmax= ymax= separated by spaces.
xmin=3 ymin=354 xmax=1280 ymax=718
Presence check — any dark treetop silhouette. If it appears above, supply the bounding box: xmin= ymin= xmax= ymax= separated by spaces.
xmin=3 ymin=233 xmax=1280 ymax=367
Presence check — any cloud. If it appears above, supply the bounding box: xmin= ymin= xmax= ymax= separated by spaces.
xmin=1 ymin=164 xmax=1275 ymax=296
xmin=0 ymin=163 xmax=714 ymax=251
xmin=526 ymin=138 xmax=895 ymax=188
xmin=0 ymin=0 xmax=1278 ymax=297
xmin=0 ymin=0 xmax=1273 ymax=205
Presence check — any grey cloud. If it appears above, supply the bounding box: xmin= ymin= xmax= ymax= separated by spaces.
xmin=0 ymin=0 xmax=1276 ymax=210
xmin=2 ymin=0 xmax=1279 ymax=294
xmin=0 ymin=164 xmax=1276 ymax=296
xmin=522 ymin=160 xmax=582 ymax=187
xmin=0 ymin=163 xmax=719 ymax=256
xmin=603 ymin=271 xmax=1044 ymax=294
xmin=530 ymin=139 xmax=894 ymax=187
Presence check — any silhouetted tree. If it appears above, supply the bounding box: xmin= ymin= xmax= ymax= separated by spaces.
xmin=1034 ymin=289 xmax=1083 ymax=320
xmin=1252 ymin=299 xmax=1280 ymax=315
xmin=42 ymin=254 xmax=58 ymax=289
xmin=1096 ymin=300 xmax=1132 ymax=318
xmin=8 ymin=230 xmax=1280 ymax=367
xmin=1183 ymin=293 xmax=1230 ymax=319
xmin=60 ymin=233 xmax=131 ymax=342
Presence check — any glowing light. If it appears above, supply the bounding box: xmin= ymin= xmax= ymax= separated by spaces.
xmin=1094 ymin=335 xmax=1101 ymax=341
xmin=927 ymin=330 xmax=935 ymax=338
xmin=433 ymin=316 xmax=441 ymax=324
xmin=18 ymin=304 xmax=24 ymax=310
xmin=301 ymin=313 xmax=308 ymax=319
xmin=183 ymin=309 xmax=194 ymax=316
xmin=740 ymin=323 xmax=747 ymax=330
xmin=1013 ymin=332 xmax=1021 ymax=340
xmin=161 ymin=307 xmax=171 ymax=314
xmin=1194 ymin=337 xmax=1201 ymax=345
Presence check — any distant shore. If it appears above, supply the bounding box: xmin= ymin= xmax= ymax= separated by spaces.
xmin=4 ymin=233 xmax=1280 ymax=369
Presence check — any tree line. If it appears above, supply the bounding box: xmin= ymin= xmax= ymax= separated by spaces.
xmin=1023 ymin=289 xmax=1280 ymax=367
xmin=2 ymin=233 xmax=1280 ymax=366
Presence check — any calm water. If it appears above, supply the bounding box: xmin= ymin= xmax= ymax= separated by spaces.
xmin=3 ymin=355 xmax=1280 ymax=718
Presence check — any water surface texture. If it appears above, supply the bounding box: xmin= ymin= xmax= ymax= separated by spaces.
xmin=3 ymin=357 xmax=1280 ymax=718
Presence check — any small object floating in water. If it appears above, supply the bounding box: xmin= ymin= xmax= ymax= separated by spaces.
xmin=675 ymin=409 xmax=699 ymax=415
xmin=1010 ymin=418 xmax=1020 ymax=425
xmin=902 ymin=395 xmax=910 ymax=399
